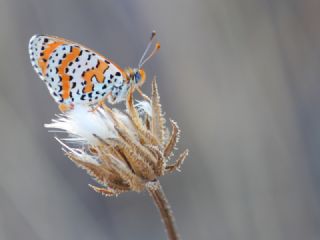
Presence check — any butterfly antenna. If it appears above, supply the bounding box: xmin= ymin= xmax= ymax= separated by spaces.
xmin=139 ymin=42 xmax=160 ymax=68
xmin=138 ymin=31 xmax=158 ymax=69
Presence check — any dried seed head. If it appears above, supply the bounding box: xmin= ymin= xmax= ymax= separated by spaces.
xmin=45 ymin=77 xmax=188 ymax=196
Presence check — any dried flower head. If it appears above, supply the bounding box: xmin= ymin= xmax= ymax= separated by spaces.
xmin=45 ymin=78 xmax=188 ymax=197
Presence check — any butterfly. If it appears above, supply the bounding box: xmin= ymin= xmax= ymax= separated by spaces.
xmin=28 ymin=32 xmax=160 ymax=112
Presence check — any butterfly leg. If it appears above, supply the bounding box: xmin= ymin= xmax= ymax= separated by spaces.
xmin=89 ymin=101 xmax=105 ymax=112
xmin=89 ymin=92 xmax=112 ymax=112
xmin=98 ymin=100 xmax=112 ymax=113
xmin=136 ymin=87 xmax=151 ymax=102
xmin=59 ymin=103 xmax=74 ymax=112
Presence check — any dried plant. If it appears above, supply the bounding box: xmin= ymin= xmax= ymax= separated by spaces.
xmin=45 ymin=77 xmax=188 ymax=240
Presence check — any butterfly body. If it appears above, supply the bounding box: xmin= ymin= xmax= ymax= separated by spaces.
xmin=28 ymin=35 xmax=147 ymax=110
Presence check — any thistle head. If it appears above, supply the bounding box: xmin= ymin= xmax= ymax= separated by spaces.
xmin=45 ymin=77 xmax=188 ymax=196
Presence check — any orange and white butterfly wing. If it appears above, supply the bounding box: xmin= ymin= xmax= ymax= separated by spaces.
xmin=28 ymin=35 xmax=128 ymax=106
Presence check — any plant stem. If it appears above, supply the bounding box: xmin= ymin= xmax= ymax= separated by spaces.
xmin=146 ymin=180 xmax=180 ymax=240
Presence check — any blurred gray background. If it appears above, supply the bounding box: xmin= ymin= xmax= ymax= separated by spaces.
xmin=0 ymin=0 xmax=319 ymax=239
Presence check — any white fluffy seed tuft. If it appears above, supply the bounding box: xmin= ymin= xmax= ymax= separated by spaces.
xmin=135 ymin=100 xmax=152 ymax=117
xmin=45 ymin=105 xmax=118 ymax=145
xmin=55 ymin=137 xmax=100 ymax=165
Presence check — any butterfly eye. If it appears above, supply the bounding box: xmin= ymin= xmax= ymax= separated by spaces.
xmin=134 ymin=72 xmax=141 ymax=82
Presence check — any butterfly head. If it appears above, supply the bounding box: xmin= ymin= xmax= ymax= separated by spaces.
xmin=126 ymin=68 xmax=146 ymax=87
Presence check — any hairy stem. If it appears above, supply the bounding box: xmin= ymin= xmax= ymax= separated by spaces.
xmin=146 ymin=180 xmax=180 ymax=240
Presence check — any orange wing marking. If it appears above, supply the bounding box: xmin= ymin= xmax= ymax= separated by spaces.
xmin=58 ymin=47 xmax=81 ymax=100
xmin=38 ymin=42 xmax=64 ymax=75
xmin=83 ymin=60 xmax=109 ymax=93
